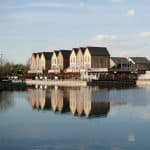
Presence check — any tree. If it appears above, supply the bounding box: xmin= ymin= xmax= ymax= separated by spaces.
xmin=11 ymin=64 xmax=28 ymax=77
xmin=0 ymin=57 xmax=29 ymax=79
xmin=0 ymin=61 xmax=13 ymax=79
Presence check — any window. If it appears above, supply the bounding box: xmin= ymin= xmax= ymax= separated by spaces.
xmin=117 ymin=64 xmax=121 ymax=69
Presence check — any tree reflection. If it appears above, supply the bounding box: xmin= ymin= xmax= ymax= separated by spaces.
xmin=0 ymin=92 xmax=14 ymax=111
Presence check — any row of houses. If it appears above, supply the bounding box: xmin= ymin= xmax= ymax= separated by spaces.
xmin=28 ymin=46 xmax=150 ymax=79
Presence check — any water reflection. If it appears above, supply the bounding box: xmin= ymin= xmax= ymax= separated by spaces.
xmin=51 ymin=87 xmax=69 ymax=113
xmin=1 ymin=86 xmax=150 ymax=149
xmin=28 ymin=88 xmax=51 ymax=110
xmin=0 ymin=92 xmax=14 ymax=111
xmin=28 ymin=86 xmax=110 ymax=118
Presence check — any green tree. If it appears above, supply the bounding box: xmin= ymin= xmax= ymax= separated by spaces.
xmin=0 ymin=58 xmax=29 ymax=79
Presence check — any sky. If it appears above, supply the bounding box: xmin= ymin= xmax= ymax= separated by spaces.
xmin=0 ymin=0 xmax=150 ymax=64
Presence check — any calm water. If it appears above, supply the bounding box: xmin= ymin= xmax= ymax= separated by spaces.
xmin=0 ymin=86 xmax=150 ymax=150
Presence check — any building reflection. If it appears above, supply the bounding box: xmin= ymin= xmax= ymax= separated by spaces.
xmin=28 ymin=86 xmax=110 ymax=118
xmin=69 ymin=87 xmax=110 ymax=118
xmin=51 ymin=87 xmax=69 ymax=113
xmin=28 ymin=88 xmax=51 ymax=110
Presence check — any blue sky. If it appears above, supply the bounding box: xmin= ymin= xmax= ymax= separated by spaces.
xmin=0 ymin=0 xmax=150 ymax=63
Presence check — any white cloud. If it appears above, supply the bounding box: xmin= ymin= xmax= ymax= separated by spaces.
xmin=138 ymin=32 xmax=150 ymax=38
xmin=11 ymin=2 xmax=81 ymax=9
xmin=87 ymin=34 xmax=118 ymax=43
xmin=29 ymin=2 xmax=67 ymax=8
xmin=85 ymin=34 xmax=118 ymax=47
xmin=97 ymin=34 xmax=118 ymax=41
xmin=84 ymin=34 xmax=150 ymax=57
xmin=127 ymin=9 xmax=135 ymax=17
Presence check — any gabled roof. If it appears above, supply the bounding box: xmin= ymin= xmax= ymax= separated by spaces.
xmin=111 ymin=57 xmax=129 ymax=64
xmin=32 ymin=53 xmax=37 ymax=58
xmin=80 ymin=47 xmax=86 ymax=53
xmin=59 ymin=50 xmax=71 ymax=58
xmin=130 ymin=57 xmax=149 ymax=64
xmin=36 ymin=52 xmax=42 ymax=57
xmin=42 ymin=52 xmax=53 ymax=59
xmin=72 ymin=48 xmax=79 ymax=54
xmin=53 ymin=50 xmax=59 ymax=56
xmin=86 ymin=46 xmax=110 ymax=56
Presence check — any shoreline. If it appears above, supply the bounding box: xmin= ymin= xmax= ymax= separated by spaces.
xmin=0 ymin=78 xmax=150 ymax=90
xmin=25 ymin=79 xmax=136 ymax=87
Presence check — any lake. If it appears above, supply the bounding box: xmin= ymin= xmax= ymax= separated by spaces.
xmin=0 ymin=86 xmax=150 ymax=150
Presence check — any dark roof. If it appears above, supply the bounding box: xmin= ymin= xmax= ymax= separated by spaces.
xmin=53 ymin=50 xmax=59 ymax=56
xmin=86 ymin=46 xmax=110 ymax=56
xmin=80 ymin=47 xmax=86 ymax=53
xmin=36 ymin=52 xmax=42 ymax=57
xmin=42 ymin=52 xmax=53 ymax=59
xmin=111 ymin=57 xmax=129 ymax=64
xmin=32 ymin=53 xmax=37 ymax=57
xmin=33 ymin=52 xmax=52 ymax=59
xmin=130 ymin=57 xmax=149 ymax=64
xmin=72 ymin=48 xmax=79 ymax=54
xmin=60 ymin=50 xmax=71 ymax=58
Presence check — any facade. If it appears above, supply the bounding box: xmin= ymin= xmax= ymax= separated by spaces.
xmin=57 ymin=50 xmax=71 ymax=71
xmin=69 ymin=48 xmax=79 ymax=71
xmin=128 ymin=57 xmax=150 ymax=74
xmin=110 ymin=57 xmax=132 ymax=72
xmin=28 ymin=52 xmax=52 ymax=74
xmin=50 ymin=51 xmax=59 ymax=70
xmin=41 ymin=52 xmax=52 ymax=71
xmin=35 ymin=53 xmax=41 ymax=73
xmin=29 ymin=53 xmax=37 ymax=72
xmin=81 ymin=47 xmax=110 ymax=80
xmin=83 ymin=47 xmax=110 ymax=71
xmin=67 ymin=47 xmax=85 ymax=73
xmin=49 ymin=50 xmax=71 ymax=73
xmin=76 ymin=47 xmax=86 ymax=70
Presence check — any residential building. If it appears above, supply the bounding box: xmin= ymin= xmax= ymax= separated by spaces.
xmin=76 ymin=47 xmax=86 ymax=70
xmin=83 ymin=47 xmax=110 ymax=71
xmin=40 ymin=52 xmax=53 ymax=71
xmin=110 ymin=57 xmax=132 ymax=72
xmin=28 ymin=52 xmax=52 ymax=74
xmin=29 ymin=53 xmax=37 ymax=72
xmin=57 ymin=50 xmax=71 ymax=71
xmin=51 ymin=51 xmax=59 ymax=70
xmin=81 ymin=47 xmax=110 ymax=80
xmin=128 ymin=57 xmax=150 ymax=74
xmin=69 ymin=48 xmax=79 ymax=71
xmin=49 ymin=50 xmax=71 ymax=73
